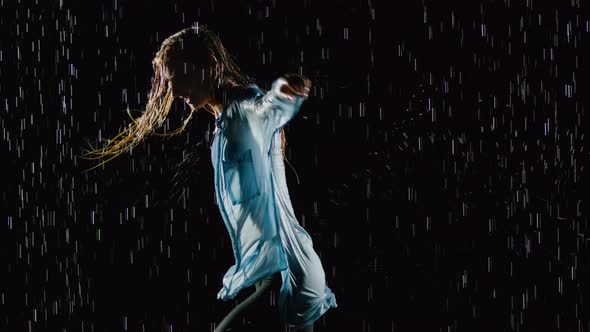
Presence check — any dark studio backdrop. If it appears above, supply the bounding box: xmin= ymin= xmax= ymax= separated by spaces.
xmin=0 ymin=0 xmax=587 ymax=331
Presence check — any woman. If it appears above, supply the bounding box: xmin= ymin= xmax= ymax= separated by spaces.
xmin=82 ymin=26 xmax=337 ymax=331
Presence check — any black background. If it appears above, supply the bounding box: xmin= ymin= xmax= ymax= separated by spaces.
xmin=0 ymin=0 xmax=587 ymax=331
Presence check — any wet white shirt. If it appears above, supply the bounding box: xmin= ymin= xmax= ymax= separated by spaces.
xmin=210 ymin=78 xmax=337 ymax=328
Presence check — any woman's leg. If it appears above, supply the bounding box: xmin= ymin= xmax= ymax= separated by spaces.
xmin=214 ymin=273 xmax=281 ymax=332
xmin=298 ymin=323 xmax=314 ymax=332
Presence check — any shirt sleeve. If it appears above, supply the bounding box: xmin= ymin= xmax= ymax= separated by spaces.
xmin=253 ymin=77 xmax=307 ymax=131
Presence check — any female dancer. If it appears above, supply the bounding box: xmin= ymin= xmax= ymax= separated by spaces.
xmin=82 ymin=26 xmax=337 ymax=331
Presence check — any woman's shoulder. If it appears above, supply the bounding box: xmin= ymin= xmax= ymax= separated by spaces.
xmin=221 ymin=85 xmax=264 ymax=119
xmin=226 ymin=83 xmax=265 ymax=102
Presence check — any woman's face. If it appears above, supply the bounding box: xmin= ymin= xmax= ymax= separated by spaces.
xmin=163 ymin=56 xmax=213 ymax=111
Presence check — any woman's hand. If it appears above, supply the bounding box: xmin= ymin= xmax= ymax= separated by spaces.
xmin=278 ymin=73 xmax=311 ymax=100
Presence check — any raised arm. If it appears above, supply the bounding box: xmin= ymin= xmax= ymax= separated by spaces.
xmin=253 ymin=74 xmax=311 ymax=131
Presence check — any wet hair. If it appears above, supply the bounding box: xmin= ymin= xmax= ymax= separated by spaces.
xmin=81 ymin=25 xmax=291 ymax=172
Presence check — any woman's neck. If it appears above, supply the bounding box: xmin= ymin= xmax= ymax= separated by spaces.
xmin=208 ymin=81 xmax=240 ymax=117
